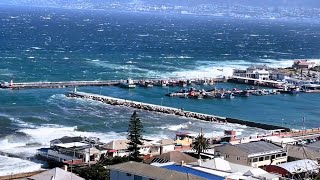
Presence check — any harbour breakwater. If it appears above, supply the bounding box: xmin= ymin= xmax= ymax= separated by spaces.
xmin=0 ymin=78 xmax=226 ymax=90
xmin=66 ymin=91 xmax=290 ymax=131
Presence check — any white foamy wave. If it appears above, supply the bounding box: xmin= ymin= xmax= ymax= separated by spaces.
xmin=164 ymin=58 xmax=320 ymax=79
xmin=9 ymin=117 xmax=36 ymax=128
xmin=164 ymin=66 xmax=234 ymax=79
xmin=0 ymin=124 xmax=126 ymax=157
xmin=0 ymin=155 xmax=42 ymax=176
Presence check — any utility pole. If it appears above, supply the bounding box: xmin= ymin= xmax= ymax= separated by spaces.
xmin=88 ymin=138 xmax=91 ymax=167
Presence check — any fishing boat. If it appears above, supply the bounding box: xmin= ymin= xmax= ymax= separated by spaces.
xmin=215 ymin=92 xmax=225 ymax=99
xmin=234 ymin=90 xmax=250 ymax=97
xmin=204 ymin=93 xmax=216 ymax=99
xmin=120 ymin=78 xmax=136 ymax=88
xmin=139 ymin=81 xmax=153 ymax=88
xmin=279 ymin=86 xmax=300 ymax=94
xmin=225 ymin=92 xmax=234 ymax=99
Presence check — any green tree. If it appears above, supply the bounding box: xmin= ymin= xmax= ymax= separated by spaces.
xmin=192 ymin=130 xmax=210 ymax=159
xmin=74 ymin=164 xmax=109 ymax=180
xmin=127 ymin=111 xmax=143 ymax=161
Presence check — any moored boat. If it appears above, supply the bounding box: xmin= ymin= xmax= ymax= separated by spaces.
xmin=120 ymin=79 xmax=136 ymax=88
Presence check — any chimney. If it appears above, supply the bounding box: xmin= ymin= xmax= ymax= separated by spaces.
xmin=181 ymin=160 xmax=185 ymax=166
xmin=197 ymin=159 xmax=202 ymax=166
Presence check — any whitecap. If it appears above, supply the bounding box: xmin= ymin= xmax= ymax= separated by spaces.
xmin=137 ymin=34 xmax=149 ymax=37
xmin=30 ymin=47 xmax=42 ymax=50
xmin=0 ymin=155 xmax=42 ymax=176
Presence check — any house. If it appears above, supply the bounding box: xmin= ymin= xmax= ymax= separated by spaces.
xmin=265 ymin=159 xmax=318 ymax=178
xmin=175 ymin=132 xmax=197 ymax=146
xmin=27 ymin=167 xmax=84 ymax=180
xmin=104 ymin=139 xmax=131 ymax=157
xmin=156 ymin=139 xmax=176 ymax=154
xmin=287 ymin=142 xmax=320 ymax=161
xmin=108 ymin=161 xmax=205 ymax=180
xmin=292 ymin=60 xmax=316 ymax=69
xmin=146 ymin=151 xmax=197 ymax=164
xmin=104 ymin=139 xmax=176 ymax=157
xmin=37 ymin=136 xmax=105 ymax=164
xmin=214 ymin=141 xmax=287 ymax=168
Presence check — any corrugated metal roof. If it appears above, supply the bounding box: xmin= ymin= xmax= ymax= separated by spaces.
xmin=108 ymin=161 xmax=205 ymax=180
xmin=277 ymin=159 xmax=318 ymax=174
xmin=234 ymin=141 xmax=283 ymax=154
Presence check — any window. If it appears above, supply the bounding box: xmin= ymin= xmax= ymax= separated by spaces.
xmin=252 ymin=158 xmax=258 ymax=162
xmin=282 ymin=153 xmax=287 ymax=156
xmin=225 ymin=154 xmax=229 ymax=158
xmin=276 ymin=154 xmax=281 ymax=158
xmin=271 ymin=155 xmax=275 ymax=159
xmin=265 ymin=156 xmax=270 ymax=160
xmin=126 ymin=173 xmax=132 ymax=176
xmin=259 ymin=157 xmax=264 ymax=161
xmin=236 ymin=156 xmax=240 ymax=160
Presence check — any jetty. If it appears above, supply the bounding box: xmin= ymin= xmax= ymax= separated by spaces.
xmin=0 ymin=78 xmax=226 ymax=90
xmin=66 ymin=91 xmax=289 ymax=131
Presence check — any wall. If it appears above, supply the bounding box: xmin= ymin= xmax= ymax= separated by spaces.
xmin=250 ymin=156 xmax=287 ymax=168
xmin=214 ymin=144 xmax=249 ymax=166
xmin=162 ymin=145 xmax=175 ymax=154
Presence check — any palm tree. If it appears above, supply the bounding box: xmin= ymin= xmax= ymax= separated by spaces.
xmin=192 ymin=129 xmax=210 ymax=159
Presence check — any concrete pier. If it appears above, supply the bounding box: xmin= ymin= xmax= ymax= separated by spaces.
xmin=66 ymin=91 xmax=290 ymax=131
xmin=0 ymin=78 xmax=226 ymax=90
xmin=228 ymin=76 xmax=285 ymax=88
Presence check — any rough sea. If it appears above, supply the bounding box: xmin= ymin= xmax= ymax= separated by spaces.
xmin=0 ymin=5 xmax=319 ymax=175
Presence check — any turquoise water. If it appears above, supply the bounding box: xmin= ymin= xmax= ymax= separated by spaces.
xmin=0 ymin=5 xmax=319 ymax=175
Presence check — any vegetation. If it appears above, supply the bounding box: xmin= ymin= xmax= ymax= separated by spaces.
xmin=74 ymin=156 xmax=130 ymax=180
xmin=74 ymin=164 xmax=109 ymax=180
xmin=192 ymin=130 xmax=210 ymax=159
xmin=127 ymin=111 xmax=144 ymax=161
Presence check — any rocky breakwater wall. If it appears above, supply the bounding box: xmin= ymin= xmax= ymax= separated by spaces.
xmin=66 ymin=91 xmax=290 ymax=131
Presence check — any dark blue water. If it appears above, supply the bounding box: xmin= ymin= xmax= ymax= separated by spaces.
xmin=0 ymin=5 xmax=319 ymax=175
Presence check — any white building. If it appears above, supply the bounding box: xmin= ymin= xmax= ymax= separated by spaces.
xmin=214 ymin=141 xmax=287 ymax=168
xmin=233 ymin=66 xmax=270 ymax=80
xmin=37 ymin=136 xmax=105 ymax=164
xmin=104 ymin=139 xmax=176 ymax=157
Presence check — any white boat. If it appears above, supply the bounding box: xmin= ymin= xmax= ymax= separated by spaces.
xmin=120 ymin=79 xmax=136 ymax=88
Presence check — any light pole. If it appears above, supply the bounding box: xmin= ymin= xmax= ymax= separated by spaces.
xmin=161 ymin=98 xmax=163 ymax=106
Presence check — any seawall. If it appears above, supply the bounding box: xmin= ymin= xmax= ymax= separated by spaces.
xmin=66 ymin=91 xmax=290 ymax=131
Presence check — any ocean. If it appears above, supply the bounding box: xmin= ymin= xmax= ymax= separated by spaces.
xmin=0 ymin=5 xmax=319 ymax=175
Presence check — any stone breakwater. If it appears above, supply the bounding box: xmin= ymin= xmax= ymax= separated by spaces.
xmin=66 ymin=91 xmax=290 ymax=131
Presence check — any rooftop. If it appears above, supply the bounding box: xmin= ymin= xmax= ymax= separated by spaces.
xmin=54 ymin=142 xmax=88 ymax=148
xmin=108 ymin=161 xmax=204 ymax=180
xmin=234 ymin=141 xmax=283 ymax=155
xmin=162 ymin=164 xmax=224 ymax=180
xmin=277 ymin=159 xmax=318 ymax=174
xmin=146 ymin=151 xmax=197 ymax=164
xmin=104 ymin=139 xmax=129 ymax=150
xmin=27 ymin=167 xmax=84 ymax=180
xmin=50 ymin=136 xmax=84 ymax=145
